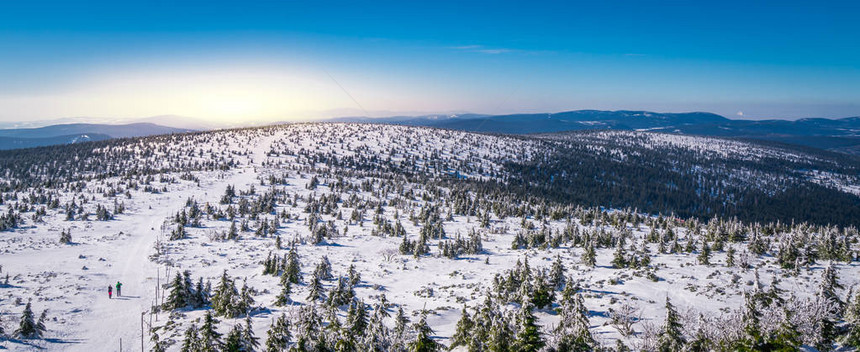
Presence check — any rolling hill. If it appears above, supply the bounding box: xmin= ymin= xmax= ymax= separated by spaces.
xmin=0 ymin=122 xmax=195 ymax=150
xmin=330 ymin=110 xmax=860 ymax=154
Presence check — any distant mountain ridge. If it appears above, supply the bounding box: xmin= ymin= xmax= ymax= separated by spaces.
xmin=4 ymin=110 xmax=860 ymax=153
xmin=0 ymin=122 xmax=194 ymax=150
xmin=328 ymin=110 xmax=860 ymax=154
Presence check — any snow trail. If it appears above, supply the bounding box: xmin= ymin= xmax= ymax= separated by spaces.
xmin=67 ymin=135 xmax=276 ymax=351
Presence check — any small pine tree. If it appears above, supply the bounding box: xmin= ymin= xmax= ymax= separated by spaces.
xmin=180 ymin=324 xmax=200 ymax=352
xmin=487 ymin=315 xmax=513 ymax=351
xmin=819 ymin=263 xmax=844 ymax=311
xmin=611 ymin=241 xmax=629 ymax=269
xmin=200 ymin=310 xmax=223 ymax=350
xmin=409 ymin=312 xmax=441 ymax=352
xmin=274 ymin=274 xmax=292 ymax=306
xmin=240 ymin=316 xmax=260 ymax=351
xmin=194 ymin=277 xmax=209 ymax=308
xmin=15 ymin=302 xmax=41 ymax=339
xmin=449 ymin=306 xmax=473 ymax=349
xmin=36 ymin=309 xmax=47 ymax=337
xmin=284 ymin=247 xmax=302 ymax=284
xmin=348 ymin=264 xmax=361 ymax=287
xmin=265 ymin=314 xmax=291 ymax=352
xmin=513 ymin=300 xmax=544 ymax=352
xmin=346 ymin=299 xmax=368 ymax=337
xmin=238 ymin=279 xmax=255 ymax=317
xmin=582 ymin=242 xmax=596 ymax=267
xmin=59 ymin=229 xmax=72 ymax=244
xmin=212 ymin=271 xmax=238 ymax=317
xmin=697 ymin=241 xmax=711 ymax=265
xmin=306 ymin=271 xmax=324 ymax=302
xmin=549 ymin=254 xmax=565 ymax=289
xmin=224 ymin=325 xmax=243 ymax=352
xmin=164 ymin=272 xmax=188 ymax=310
xmin=657 ymin=297 xmax=685 ymax=352
xmin=726 ymin=246 xmax=736 ymax=267
xmin=556 ymin=289 xmax=595 ymax=351
xmin=394 ymin=306 xmax=409 ymax=339
xmin=227 ymin=221 xmax=238 ymax=241
xmin=770 ymin=308 xmax=801 ymax=351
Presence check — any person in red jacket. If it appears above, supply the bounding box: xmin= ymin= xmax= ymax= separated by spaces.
xmin=108 ymin=285 xmax=113 ymax=299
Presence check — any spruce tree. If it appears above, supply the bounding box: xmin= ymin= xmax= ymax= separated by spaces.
xmin=486 ymin=315 xmax=512 ymax=352
xmin=224 ymin=325 xmax=243 ymax=352
xmin=15 ymin=302 xmax=41 ymax=339
xmin=555 ymin=287 xmax=594 ymax=351
xmin=35 ymin=309 xmax=47 ymax=338
xmin=59 ymin=228 xmax=72 ymax=244
xmin=686 ymin=315 xmax=711 ymax=352
xmin=194 ymin=277 xmax=209 ymax=308
xmin=274 ymin=274 xmax=292 ymax=306
xmin=531 ymin=276 xmax=554 ymax=309
xmin=180 ymin=324 xmax=200 ymax=352
xmin=409 ymin=312 xmax=441 ymax=352
xmin=819 ymin=263 xmax=844 ymax=312
xmin=284 ymin=247 xmax=302 ymax=284
xmin=657 ymin=297 xmax=685 ymax=352
xmin=726 ymin=246 xmax=736 ymax=267
xmin=306 ymin=271 xmax=324 ymax=302
xmin=513 ymin=300 xmax=544 ymax=352
xmin=241 ymin=316 xmax=260 ymax=351
xmin=549 ymin=254 xmax=565 ymax=290
xmin=449 ymin=306 xmax=473 ymax=349
xmin=736 ymin=293 xmax=764 ymax=351
xmin=265 ymin=314 xmax=291 ymax=352
xmin=348 ymin=264 xmax=361 ymax=287
xmin=212 ymin=270 xmax=237 ymax=317
xmin=843 ymin=289 xmax=860 ymax=349
xmin=239 ymin=279 xmax=255 ymax=316
xmin=611 ymin=241 xmax=628 ymax=269
xmin=347 ymin=299 xmax=368 ymax=337
xmin=582 ymin=241 xmax=596 ymax=267
xmin=164 ymin=272 xmax=188 ymax=310
xmin=200 ymin=310 xmax=223 ymax=351
xmin=697 ymin=241 xmax=711 ymax=265
xmin=770 ymin=308 xmax=800 ymax=351
xmin=394 ymin=307 xmax=409 ymax=341
xmin=183 ymin=270 xmax=195 ymax=303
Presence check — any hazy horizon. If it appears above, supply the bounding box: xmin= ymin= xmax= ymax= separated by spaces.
xmin=4 ymin=106 xmax=860 ymax=130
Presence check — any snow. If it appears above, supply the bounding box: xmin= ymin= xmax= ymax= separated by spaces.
xmin=0 ymin=124 xmax=857 ymax=350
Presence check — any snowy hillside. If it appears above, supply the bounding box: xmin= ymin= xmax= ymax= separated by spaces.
xmin=0 ymin=123 xmax=859 ymax=351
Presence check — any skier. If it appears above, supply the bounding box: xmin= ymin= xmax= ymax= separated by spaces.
xmin=116 ymin=281 xmax=122 ymax=297
xmin=108 ymin=285 xmax=113 ymax=299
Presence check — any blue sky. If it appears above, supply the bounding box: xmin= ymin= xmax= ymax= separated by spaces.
xmin=1 ymin=0 xmax=859 ymax=123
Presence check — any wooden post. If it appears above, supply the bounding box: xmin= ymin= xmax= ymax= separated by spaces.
xmin=141 ymin=311 xmax=145 ymax=352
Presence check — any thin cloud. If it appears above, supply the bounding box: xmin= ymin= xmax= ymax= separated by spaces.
xmin=450 ymin=45 xmax=483 ymax=50
xmin=475 ymin=48 xmax=513 ymax=54
xmin=450 ymin=45 xmax=515 ymax=55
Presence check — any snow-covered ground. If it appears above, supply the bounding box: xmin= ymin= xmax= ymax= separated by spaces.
xmin=0 ymin=124 xmax=857 ymax=351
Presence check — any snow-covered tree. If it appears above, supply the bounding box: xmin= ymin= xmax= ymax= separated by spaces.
xmin=657 ymin=297 xmax=685 ymax=351
xmin=265 ymin=314 xmax=291 ymax=352
xmin=15 ymin=302 xmax=45 ymax=339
